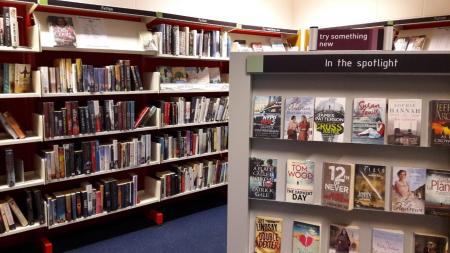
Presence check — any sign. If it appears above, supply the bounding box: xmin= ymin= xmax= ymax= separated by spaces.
xmin=317 ymin=29 xmax=380 ymax=50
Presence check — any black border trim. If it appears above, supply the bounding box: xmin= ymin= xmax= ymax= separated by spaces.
xmin=161 ymin=13 xmax=237 ymax=28
xmin=325 ymin=15 xmax=450 ymax=29
xmin=241 ymin=24 xmax=297 ymax=34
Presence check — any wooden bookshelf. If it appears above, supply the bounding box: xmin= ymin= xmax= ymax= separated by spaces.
xmin=41 ymin=90 xmax=159 ymax=97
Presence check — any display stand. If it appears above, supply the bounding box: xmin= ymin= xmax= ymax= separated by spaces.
xmin=228 ymin=52 xmax=450 ymax=253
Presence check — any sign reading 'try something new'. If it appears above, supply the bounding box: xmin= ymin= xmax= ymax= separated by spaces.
xmin=317 ymin=29 xmax=380 ymax=50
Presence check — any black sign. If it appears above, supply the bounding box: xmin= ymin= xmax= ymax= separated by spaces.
xmin=162 ymin=13 xmax=236 ymax=28
xmin=241 ymin=24 xmax=297 ymax=34
xmin=47 ymin=0 xmax=156 ymax=17
xmin=261 ymin=54 xmax=450 ymax=73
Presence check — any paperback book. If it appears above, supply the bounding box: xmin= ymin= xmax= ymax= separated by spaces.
xmin=413 ymin=233 xmax=448 ymax=253
xmin=353 ymin=164 xmax=386 ymax=210
xmin=314 ymin=97 xmax=345 ymax=142
xmin=391 ymin=167 xmax=426 ymax=215
xmin=254 ymin=216 xmax=282 ymax=253
xmin=372 ymin=228 xmax=404 ymax=253
xmin=351 ymin=98 xmax=386 ymax=144
xmin=425 ymin=169 xmax=450 ymax=216
xmin=48 ymin=16 xmax=77 ymax=47
xmin=285 ymin=160 xmax=314 ymax=204
xmin=322 ymin=162 xmax=355 ymax=210
xmin=249 ymin=157 xmax=277 ymax=200
xmin=329 ymin=224 xmax=359 ymax=253
xmin=284 ymin=96 xmax=314 ymax=141
xmin=430 ymin=100 xmax=450 ymax=146
xmin=292 ymin=221 xmax=320 ymax=253
xmin=387 ymin=99 xmax=422 ymax=146
xmin=253 ymin=96 xmax=282 ymax=138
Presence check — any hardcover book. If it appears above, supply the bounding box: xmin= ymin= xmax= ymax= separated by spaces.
xmin=292 ymin=221 xmax=320 ymax=253
xmin=159 ymin=66 xmax=172 ymax=83
xmin=249 ymin=157 xmax=277 ymax=200
xmin=329 ymin=224 xmax=359 ymax=253
xmin=47 ymin=16 xmax=77 ymax=47
xmin=171 ymin=67 xmax=187 ymax=83
xmin=313 ymin=97 xmax=345 ymax=142
xmin=284 ymin=96 xmax=314 ymax=141
xmin=322 ymin=162 xmax=355 ymax=210
xmin=286 ymin=160 xmax=314 ymax=204
xmin=351 ymin=98 xmax=386 ymax=144
xmin=425 ymin=169 xmax=450 ymax=216
xmin=354 ymin=164 xmax=386 ymax=210
xmin=430 ymin=100 xmax=450 ymax=146
xmin=254 ymin=216 xmax=282 ymax=253
xmin=372 ymin=228 xmax=404 ymax=253
xmin=413 ymin=233 xmax=448 ymax=253
xmin=391 ymin=167 xmax=426 ymax=215
xmin=387 ymin=99 xmax=422 ymax=146
xmin=208 ymin=67 xmax=221 ymax=83
xmin=253 ymin=96 xmax=282 ymax=138
xmin=14 ymin=64 xmax=31 ymax=93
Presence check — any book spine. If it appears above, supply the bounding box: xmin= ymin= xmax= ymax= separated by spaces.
xmin=5 ymin=149 xmax=15 ymax=187
xmin=9 ymin=7 xmax=18 ymax=47
xmin=3 ymin=7 xmax=11 ymax=47
xmin=33 ymin=190 xmax=45 ymax=224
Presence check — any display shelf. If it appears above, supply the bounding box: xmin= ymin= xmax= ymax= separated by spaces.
xmin=160 ymin=182 xmax=228 ymax=201
xmin=149 ymin=54 xmax=229 ymax=61
xmin=160 ymin=150 xmax=228 ymax=164
xmin=158 ymin=89 xmax=229 ymax=94
xmin=0 ymin=134 xmax=42 ymax=147
xmin=160 ymin=121 xmax=228 ymax=129
xmin=231 ymin=25 xmax=298 ymax=37
xmin=41 ymin=90 xmax=159 ymax=97
xmin=41 ymin=46 xmax=157 ymax=56
xmin=0 ymin=222 xmax=47 ymax=238
xmin=0 ymin=178 xmax=45 ymax=193
xmin=0 ymin=92 xmax=41 ymax=99
xmin=0 ymin=46 xmax=39 ymax=53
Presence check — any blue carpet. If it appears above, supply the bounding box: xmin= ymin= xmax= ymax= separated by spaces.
xmin=58 ymin=204 xmax=227 ymax=253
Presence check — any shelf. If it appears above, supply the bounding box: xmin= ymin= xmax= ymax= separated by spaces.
xmin=159 ymin=83 xmax=229 ymax=93
xmin=160 ymin=150 xmax=228 ymax=164
xmin=0 ymin=178 xmax=45 ymax=193
xmin=149 ymin=54 xmax=229 ymax=61
xmin=43 ymin=126 xmax=159 ymax=142
xmin=0 ymin=46 xmax=38 ymax=53
xmin=0 ymin=222 xmax=46 ymax=238
xmin=45 ymin=161 xmax=159 ymax=184
xmin=159 ymin=89 xmax=229 ymax=93
xmin=0 ymin=135 xmax=42 ymax=147
xmin=160 ymin=182 xmax=227 ymax=201
xmin=41 ymin=46 xmax=158 ymax=56
xmin=160 ymin=121 xmax=228 ymax=129
xmin=42 ymin=90 xmax=159 ymax=97
xmin=0 ymin=92 xmax=41 ymax=99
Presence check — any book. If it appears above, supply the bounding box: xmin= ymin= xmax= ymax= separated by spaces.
xmin=292 ymin=221 xmax=320 ymax=253
xmin=48 ymin=16 xmax=77 ymax=47
xmin=329 ymin=224 xmax=359 ymax=253
xmin=171 ymin=67 xmax=187 ymax=83
xmin=249 ymin=157 xmax=277 ymax=200
xmin=253 ymin=96 xmax=282 ymax=138
xmin=322 ymin=162 xmax=355 ymax=210
xmin=313 ymin=97 xmax=345 ymax=142
xmin=254 ymin=216 xmax=282 ymax=253
xmin=425 ymin=169 xmax=450 ymax=216
xmin=372 ymin=228 xmax=404 ymax=253
xmin=0 ymin=113 xmax=18 ymax=139
xmin=284 ymin=96 xmax=314 ymax=141
xmin=6 ymin=196 xmax=28 ymax=227
xmin=159 ymin=66 xmax=173 ymax=83
xmin=13 ymin=64 xmax=32 ymax=93
xmin=394 ymin=37 xmax=409 ymax=51
xmin=413 ymin=233 xmax=448 ymax=253
xmin=387 ymin=99 xmax=422 ymax=146
xmin=285 ymin=160 xmax=314 ymax=204
xmin=351 ymin=98 xmax=386 ymax=144
xmin=353 ymin=164 xmax=386 ymax=210
xmin=391 ymin=167 xmax=426 ymax=214
xmin=208 ymin=67 xmax=221 ymax=83
xmin=406 ymin=35 xmax=426 ymax=51
xmin=5 ymin=149 xmax=15 ymax=187
xmin=430 ymin=100 xmax=450 ymax=146
xmin=3 ymin=111 xmax=26 ymax=139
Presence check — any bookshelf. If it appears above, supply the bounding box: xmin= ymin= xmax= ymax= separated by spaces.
xmin=228 ymin=52 xmax=450 ymax=253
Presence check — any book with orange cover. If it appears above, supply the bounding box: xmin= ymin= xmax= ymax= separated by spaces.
xmin=3 ymin=112 xmax=26 ymax=139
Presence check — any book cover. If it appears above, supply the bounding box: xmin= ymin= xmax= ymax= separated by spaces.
xmin=254 ymin=216 xmax=282 ymax=253
xmin=314 ymin=97 xmax=345 ymax=142
xmin=430 ymin=100 xmax=450 ymax=146
xmin=249 ymin=157 xmax=277 ymax=200
xmin=292 ymin=221 xmax=320 ymax=253
xmin=351 ymin=98 xmax=386 ymax=144
xmin=185 ymin=67 xmax=199 ymax=83
xmin=329 ymin=224 xmax=359 ymax=253
xmin=253 ymin=96 xmax=282 ymax=138
xmin=171 ymin=67 xmax=187 ymax=83
xmin=284 ymin=96 xmax=314 ymax=141
xmin=353 ymin=164 xmax=386 ymax=210
xmin=322 ymin=162 xmax=354 ymax=210
xmin=47 ymin=16 xmax=77 ymax=47
xmin=425 ymin=169 xmax=450 ymax=216
xmin=414 ymin=233 xmax=448 ymax=253
xmin=391 ymin=167 xmax=426 ymax=214
xmin=286 ymin=160 xmax=314 ymax=204
xmin=208 ymin=67 xmax=221 ymax=83
xmin=406 ymin=35 xmax=426 ymax=51
xmin=159 ymin=66 xmax=172 ymax=83
xmin=387 ymin=99 xmax=422 ymax=146
xmin=372 ymin=228 xmax=404 ymax=253
xmin=14 ymin=64 xmax=31 ymax=93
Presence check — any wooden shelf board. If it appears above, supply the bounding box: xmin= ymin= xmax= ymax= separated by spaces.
xmin=160 ymin=182 xmax=227 ymax=201
xmin=42 ymin=90 xmax=159 ymax=97
xmin=160 ymin=150 xmax=228 ymax=164
xmin=0 ymin=222 xmax=46 ymax=238
xmin=0 ymin=178 xmax=45 ymax=193
xmin=0 ymin=92 xmax=41 ymax=99
xmin=0 ymin=136 xmax=42 ymax=147
xmin=149 ymin=54 xmax=229 ymax=61
xmin=42 ymin=46 xmax=158 ymax=56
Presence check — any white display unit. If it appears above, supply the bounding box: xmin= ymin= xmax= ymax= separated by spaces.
xmin=228 ymin=51 xmax=450 ymax=253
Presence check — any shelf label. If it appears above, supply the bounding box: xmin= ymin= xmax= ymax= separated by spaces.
xmin=317 ymin=29 xmax=379 ymax=50
xmin=262 ymin=27 xmax=280 ymax=32
xmin=100 ymin=6 xmax=114 ymax=12
xmin=197 ymin=18 xmax=208 ymax=23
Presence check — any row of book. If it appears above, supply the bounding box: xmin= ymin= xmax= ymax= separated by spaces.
xmin=2 ymin=148 xmax=25 ymax=187
xmin=155 ymin=158 xmax=228 ymax=199
xmin=0 ymin=189 xmax=45 ymax=234
xmin=0 ymin=7 xmax=19 ymax=48
xmin=232 ymin=39 xmax=290 ymax=53
xmin=1 ymin=63 xmax=32 ymax=93
xmin=150 ymin=24 xmax=230 ymax=58
xmin=158 ymin=66 xmax=223 ymax=84
xmin=0 ymin=111 xmax=26 ymax=139
xmin=254 ymin=96 xmax=450 ymax=146
xmin=46 ymin=174 xmax=138 ymax=226
xmin=43 ymin=100 xmax=136 ymax=138
xmin=254 ymin=215 xmax=448 ymax=253
xmin=160 ymin=96 xmax=229 ymax=126
xmin=249 ymin=158 xmax=449 ymax=217
xmin=43 ymin=134 xmax=152 ymax=181
xmin=38 ymin=59 xmax=144 ymax=94
xmin=156 ymin=126 xmax=228 ymax=161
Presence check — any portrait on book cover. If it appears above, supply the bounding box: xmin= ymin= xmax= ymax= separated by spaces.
xmin=48 ymin=16 xmax=77 ymax=47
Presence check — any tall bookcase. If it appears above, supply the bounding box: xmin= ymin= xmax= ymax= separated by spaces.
xmin=228 ymin=52 xmax=450 ymax=253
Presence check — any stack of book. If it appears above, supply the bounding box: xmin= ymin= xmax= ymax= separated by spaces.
xmin=39 ymin=59 xmax=144 ymax=94
xmin=150 ymin=24 xmax=230 ymax=58
xmin=43 ymin=134 xmax=152 ymax=181
xmin=1 ymin=63 xmax=32 ymax=93
xmin=46 ymin=174 xmax=138 ymax=226
xmin=0 ymin=7 xmax=19 ymax=48
xmin=2 ymin=148 xmax=25 ymax=187
xmin=43 ymin=100 xmax=136 ymax=139
xmin=159 ymin=96 xmax=229 ymax=126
